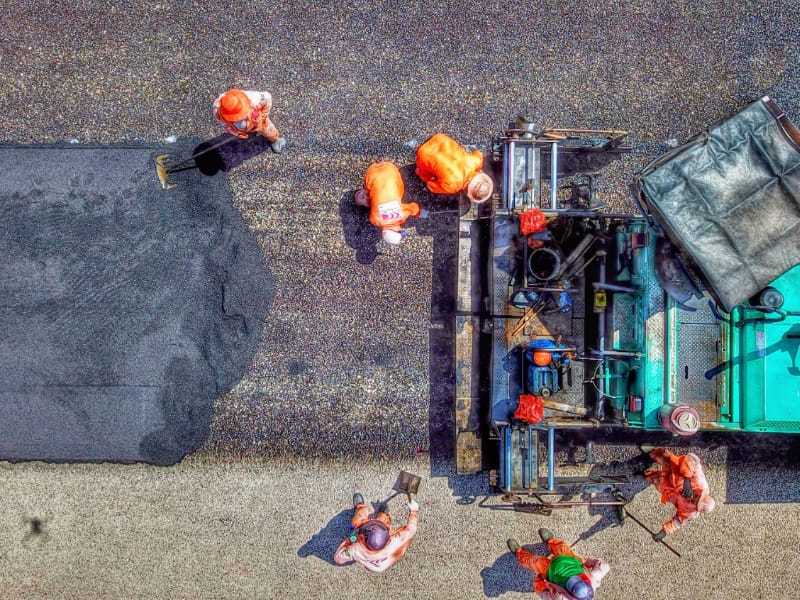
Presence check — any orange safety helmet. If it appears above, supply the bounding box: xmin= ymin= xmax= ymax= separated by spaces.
xmin=218 ymin=89 xmax=251 ymax=122
xmin=532 ymin=350 xmax=552 ymax=366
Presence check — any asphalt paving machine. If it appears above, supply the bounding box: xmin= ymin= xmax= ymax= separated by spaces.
xmin=455 ymin=97 xmax=800 ymax=507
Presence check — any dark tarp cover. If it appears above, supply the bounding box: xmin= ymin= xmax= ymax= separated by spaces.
xmin=638 ymin=97 xmax=800 ymax=312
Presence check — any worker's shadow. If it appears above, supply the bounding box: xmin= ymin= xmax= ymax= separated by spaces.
xmin=296 ymin=509 xmax=352 ymax=567
xmin=575 ymin=453 xmax=652 ymax=540
xmin=192 ymin=134 xmax=274 ymax=176
xmin=339 ymin=191 xmax=382 ymax=264
xmin=480 ymin=543 xmax=547 ymax=597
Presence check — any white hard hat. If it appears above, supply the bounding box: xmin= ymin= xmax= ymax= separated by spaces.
xmin=381 ymin=229 xmax=404 ymax=244
xmin=467 ymin=172 xmax=494 ymax=203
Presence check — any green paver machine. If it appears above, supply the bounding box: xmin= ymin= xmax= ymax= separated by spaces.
xmin=455 ymin=98 xmax=800 ymax=506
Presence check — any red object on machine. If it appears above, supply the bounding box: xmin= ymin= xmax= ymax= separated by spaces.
xmin=514 ymin=394 xmax=544 ymax=424
xmin=519 ymin=208 xmax=546 ymax=236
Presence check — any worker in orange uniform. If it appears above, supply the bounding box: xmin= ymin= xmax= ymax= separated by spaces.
xmin=640 ymin=445 xmax=715 ymax=540
xmin=507 ymin=528 xmax=609 ymax=600
xmin=415 ymin=133 xmax=494 ymax=203
xmin=355 ymin=161 xmax=422 ymax=244
xmin=213 ymin=89 xmax=286 ymax=153
xmin=333 ymin=492 xmax=419 ymax=573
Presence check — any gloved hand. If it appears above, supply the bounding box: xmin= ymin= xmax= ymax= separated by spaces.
xmin=227 ymin=126 xmax=249 ymax=140
xmin=420 ymin=209 xmax=430 ymax=219
xmin=653 ymin=530 xmax=666 ymax=542
xmin=407 ymin=499 xmax=420 ymax=512
xmin=682 ymin=477 xmax=693 ymax=499
xmin=582 ymin=557 xmax=599 ymax=569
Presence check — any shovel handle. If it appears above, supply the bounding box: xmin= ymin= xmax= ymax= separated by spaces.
xmin=166 ymin=135 xmax=240 ymax=172
xmin=623 ymin=509 xmax=682 ymax=558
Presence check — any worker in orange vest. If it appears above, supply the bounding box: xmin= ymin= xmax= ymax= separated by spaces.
xmin=333 ymin=492 xmax=420 ymax=573
xmin=640 ymin=445 xmax=715 ymax=540
xmin=355 ymin=161 xmax=421 ymax=244
xmin=415 ymin=133 xmax=493 ymax=203
xmin=213 ymin=89 xmax=286 ymax=153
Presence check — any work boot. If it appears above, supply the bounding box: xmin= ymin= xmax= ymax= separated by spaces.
xmin=507 ymin=538 xmax=521 ymax=553
xmin=270 ymin=137 xmax=286 ymax=154
xmin=639 ymin=444 xmax=656 ymax=454
xmin=538 ymin=528 xmax=554 ymax=543
xmin=353 ymin=492 xmax=364 ymax=507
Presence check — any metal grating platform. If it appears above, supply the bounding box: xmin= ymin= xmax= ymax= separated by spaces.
xmin=676 ymin=294 xmax=721 ymax=412
xmin=676 ymin=323 xmax=719 ymax=404
xmin=612 ymin=294 xmax=637 ymax=350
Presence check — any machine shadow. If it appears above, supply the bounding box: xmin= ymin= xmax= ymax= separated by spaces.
xmin=708 ymin=432 xmax=800 ymax=504
xmin=398 ymin=164 xmax=486 ymax=502
xmin=296 ymin=509 xmax=352 ymax=567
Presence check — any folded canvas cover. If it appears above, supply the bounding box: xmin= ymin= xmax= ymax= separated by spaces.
xmin=638 ymin=97 xmax=800 ymax=312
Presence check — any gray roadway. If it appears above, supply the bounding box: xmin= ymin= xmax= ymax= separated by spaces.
xmin=1 ymin=2 xmax=800 ymax=598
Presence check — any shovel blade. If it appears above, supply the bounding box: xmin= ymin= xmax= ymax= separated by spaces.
xmin=392 ymin=470 xmax=422 ymax=496
xmin=155 ymin=154 xmax=176 ymax=190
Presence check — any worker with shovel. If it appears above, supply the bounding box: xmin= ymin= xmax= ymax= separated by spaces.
xmin=355 ymin=161 xmax=422 ymax=245
xmin=415 ymin=133 xmax=494 ymax=203
xmin=640 ymin=445 xmax=715 ymax=541
xmin=213 ymin=88 xmax=286 ymax=153
xmin=507 ymin=528 xmax=609 ymax=600
xmin=334 ymin=472 xmax=421 ymax=572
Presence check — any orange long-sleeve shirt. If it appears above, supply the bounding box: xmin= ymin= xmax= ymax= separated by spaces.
xmin=645 ymin=449 xmax=714 ymax=534
xmin=333 ymin=510 xmax=419 ymax=573
xmin=415 ymin=133 xmax=484 ymax=195
xmin=363 ymin=161 xmax=420 ymax=230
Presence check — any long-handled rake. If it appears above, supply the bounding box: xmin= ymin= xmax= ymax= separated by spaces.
xmin=155 ymin=135 xmax=239 ymax=190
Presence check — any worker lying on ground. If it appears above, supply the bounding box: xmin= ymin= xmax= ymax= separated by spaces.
xmin=508 ymin=528 xmax=609 ymax=600
xmin=640 ymin=445 xmax=715 ymax=540
xmin=333 ymin=492 xmax=419 ymax=573
xmin=355 ymin=161 xmax=422 ymax=244
xmin=213 ymin=88 xmax=286 ymax=153
xmin=415 ymin=133 xmax=493 ymax=203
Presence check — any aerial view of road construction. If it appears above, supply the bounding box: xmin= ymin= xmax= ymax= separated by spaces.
xmin=1 ymin=2 xmax=800 ymax=599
